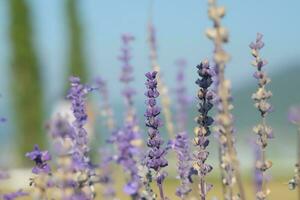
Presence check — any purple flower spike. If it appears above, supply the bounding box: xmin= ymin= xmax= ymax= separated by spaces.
xmin=119 ymin=33 xmax=136 ymax=106
xmin=288 ymin=106 xmax=300 ymax=125
xmin=174 ymin=59 xmax=191 ymax=132
xmin=3 ymin=189 xmax=28 ymax=200
xmin=144 ymin=71 xmax=169 ymax=200
xmin=67 ymin=76 xmax=92 ymax=170
xmin=114 ymin=33 xmax=143 ymax=198
xmin=26 ymin=144 xmax=52 ymax=174
xmin=172 ymin=132 xmax=193 ymax=198
xmin=194 ymin=60 xmax=214 ymax=199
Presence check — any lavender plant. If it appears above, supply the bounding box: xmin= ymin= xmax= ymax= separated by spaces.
xmin=66 ymin=76 xmax=96 ymax=199
xmin=250 ymin=33 xmax=273 ymax=200
xmin=2 ymin=190 xmax=28 ymax=200
xmin=170 ymin=58 xmax=194 ymax=199
xmin=172 ymin=131 xmax=193 ymax=199
xmin=194 ymin=60 xmax=214 ymax=200
xmin=108 ymin=33 xmax=143 ymax=199
xmin=95 ymin=77 xmax=116 ymax=131
xmin=174 ymin=59 xmax=190 ymax=133
xmin=26 ymin=144 xmax=52 ymax=199
xmin=144 ymin=71 xmax=169 ymax=200
xmin=47 ymin=115 xmax=80 ymax=199
xmin=206 ymin=0 xmax=245 ymax=199
xmin=148 ymin=22 xmax=174 ymax=138
xmin=98 ymin=149 xmax=117 ymax=200
xmin=288 ymin=106 xmax=300 ymax=197
xmin=94 ymin=77 xmax=119 ymax=200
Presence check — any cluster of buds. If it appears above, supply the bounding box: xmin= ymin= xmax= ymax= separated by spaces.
xmin=250 ymin=33 xmax=273 ymax=200
xmin=194 ymin=60 xmax=214 ymax=200
xmin=144 ymin=71 xmax=169 ymax=200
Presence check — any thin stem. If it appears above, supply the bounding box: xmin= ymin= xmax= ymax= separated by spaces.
xmin=200 ymin=178 xmax=206 ymax=200
xmin=157 ymin=182 xmax=165 ymax=200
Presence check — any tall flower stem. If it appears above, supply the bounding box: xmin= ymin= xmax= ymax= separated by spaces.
xmin=194 ymin=60 xmax=214 ymax=200
xmin=206 ymin=0 xmax=245 ymax=199
xmin=174 ymin=59 xmax=190 ymax=133
xmin=144 ymin=71 xmax=169 ymax=200
xmin=250 ymin=33 xmax=273 ymax=200
xmin=148 ymin=21 xmax=174 ymax=138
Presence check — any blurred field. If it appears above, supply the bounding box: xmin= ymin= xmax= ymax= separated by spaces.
xmin=1 ymin=174 xmax=296 ymax=200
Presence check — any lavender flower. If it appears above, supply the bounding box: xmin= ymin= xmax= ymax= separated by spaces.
xmin=94 ymin=77 xmax=118 ymax=199
xmin=94 ymin=77 xmax=116 ymax=131
xmin=119 ymin=33 xmax=136 ymax=106
xmin=48 ymin=115 xmax=75 ymax=140
xmin=67 ymin=76 xmax=91 ymax=170
xmin=26 ymin=144 xmax=52 ymax=174
xmin=148 ymin=22 xmax=174 ymax=138
xmin=174 ymin=59 xmax=190 ymax=132
xmin=47 ymin=115 xmax=80 ymax=199
xmin=144 ymin=71 xmax=168 ymax=200
xmin=172 ymin=131 xmax=193 ymax=199
xmin=2 ymin=190 xmax=28 ymax=200
xmin=112 ymin=33 xmax=143 ymax=199
xmin=194 ymin=60 xmax=214 ymax=200
xmin=111 ymin=127 xmax=141 ymax=198
xmin=288 ymin=106 xmax=300 ymax=125
xmin=251 ymin=140 xmax=263 ymax=193
xmin=67 ymin=76 xmax=95 ymax=198
xmin=288 ymin=106 xmax=300 ymax=196
xmin=250 ymin=33 xmax=273 ymax=200
xmin=98 ymin=149 xmax=117 ymax=199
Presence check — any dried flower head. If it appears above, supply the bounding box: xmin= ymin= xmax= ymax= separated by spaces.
xmin=250 ymin=33 xmax=273 ymax=200
xmin=206 ymin=0 xmax=245 ymax=199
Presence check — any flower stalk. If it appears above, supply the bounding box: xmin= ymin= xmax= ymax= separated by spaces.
xmin=206 ymin=0 xmax=245 ymax=199
xmin=250 ymin=33 xmax=273 ymax=200
xmin=194 ymin=60 xmax=214 ymax=200
xmin=144 ymin=71 xmax=169 ymax=200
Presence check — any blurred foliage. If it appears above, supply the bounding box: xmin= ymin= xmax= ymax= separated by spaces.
xmin=66 ymin=0 xmax=87 ymax=86
xmin=9 ymin=0 xmax=45 ymax=163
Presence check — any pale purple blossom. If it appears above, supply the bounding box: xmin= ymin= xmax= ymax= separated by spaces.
xmin=67 ymin=76 xmax=92 ymax=170
xmin=174 ymin=59 xmax=191 ymax=132
xmin=171 ymin=131 xmax=193 ymax=198
xmin=25 ymin=144 xmax=52 ymax=174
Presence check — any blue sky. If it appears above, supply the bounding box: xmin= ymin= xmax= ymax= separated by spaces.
xmin=0 ymin=0 xmax=300 ymax=151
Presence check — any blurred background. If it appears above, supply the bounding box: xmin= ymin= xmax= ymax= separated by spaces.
xmin=0 ymin=0 xmax=300 ymax=198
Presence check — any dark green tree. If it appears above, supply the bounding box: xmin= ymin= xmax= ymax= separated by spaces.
xmin=9 ymin=0 xmax=45 ymax=163
xmin=66 ymin=0 xmax=88 ymax=83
